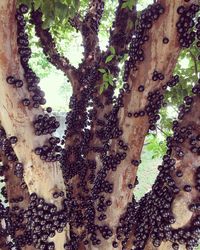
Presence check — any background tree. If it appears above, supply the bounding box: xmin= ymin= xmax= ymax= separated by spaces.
xmin=0 ymin=0 xmax=200 ymax=250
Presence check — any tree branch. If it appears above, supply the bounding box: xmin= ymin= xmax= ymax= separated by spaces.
xmin=92 ymin=0 xmax=196 ymax=249
xmin=79 ymin=2 xmax=139 ymax=172
xmin=108 ymin=0 xmax=137 ymax=59
xmin=0 ymin=2 xmax=67 ymax=249
xmin=131 ymin=94 xmax=200 ymax=250
xmin=69 ymin=14 xmax=83 ymax=32
xmin=189 ymin=50 xmax=198 ymax=79
xmin=81 ymin=0 xmax=105 ymax=62
xmin=30 ymin=10 xmax=77 ymax=83
xmin=156 ymin=125 xmax=168 ymax=137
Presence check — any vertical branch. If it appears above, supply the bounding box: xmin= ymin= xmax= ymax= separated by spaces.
xmin=81 ymin=0 xmax=105 ymax=62
xmin=90 ymin=1 xmax=197 ymax=249
xmin=189 ymin=50 xmax=198 ymax=79
xmin=0 ymin=1 xmax=67 ymax=249
xmin=108 ymin=0 xmax=137 ymax=59
xmin=85 ymin=0 xmax=138 ymax=166
xmin=129 ymin=93 xmax=200 ymax=250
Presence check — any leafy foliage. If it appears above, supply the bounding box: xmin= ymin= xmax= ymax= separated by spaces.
xmin=98 ymin=68 xmax=114 ymax=94
xmin=98 ymin=0 xmax=118 ymax=41
xmin=121 ymin=0 xmax=137 ymax=11
xmin=17 ymin=0 xmax=81 ymax=28
xmin=105 ymin=46 xmax=116 ymax=63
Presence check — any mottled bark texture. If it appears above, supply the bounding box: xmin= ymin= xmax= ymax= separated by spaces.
xmin=0 ymin=1 xmax=66 ymax=249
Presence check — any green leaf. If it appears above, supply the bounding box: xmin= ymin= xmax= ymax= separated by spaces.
xmin=103 ymin=73 xmax=108 ymax=82
xmin=55 ymin=2 xmax=69 ymax=21
xmin=121 ymin=2 xmax=128 ymax=9
xmin=99 ymin=85 xmax=105 ymax=94
xmin=118 ymin=80 xmax=123 ymax=88
xmin=121 ymin=53 xmax=128 ymax=63
xmin=110 ymin=46 xmax=115 ymax=55
xmin=105 ymin=55 xmax=114 ymax=63
xmin=127 ymin=0 xmax=136 ymax=10
xmin=42 ymin=16 xmax=55 ymax=29
xmin=108 ymin=74 xmax=113 ymax=84
xmin=34 ymin=0 xmax=42 ymax=10
xmin=109 ymin=81 xmax=114 ymax=86
xmin=105 ymin=82 xmax=109 ymax=89
xmin=121 ymin=0 xmax=136 ymax=10
xmin=17 ymin=0 xmax=32 ymax=8
xmin=98 ymin=68 xmax=106 ymax=73
xmin=72 ymin=0 xmax=80 ymax=9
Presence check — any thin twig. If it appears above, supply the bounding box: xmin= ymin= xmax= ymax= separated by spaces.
xmin=156 ymin=125 xmax=168 ymax=137
xmin=189 ymin=50 xmax=198 ymax=79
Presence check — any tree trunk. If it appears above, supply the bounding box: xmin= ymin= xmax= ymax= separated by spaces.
xmin=0 ymin=1 xmax=67 ymax=249
xmin=90 ymin=1 xmax=194 ymax=249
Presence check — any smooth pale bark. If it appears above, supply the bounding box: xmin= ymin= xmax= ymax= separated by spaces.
xmin=0 ymin=1 xmax=66 ymax=249
xmin=142 ymin=95 xmax=200 ymax=250
xmin=93 ymin=1 xmax=197 ymax=250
